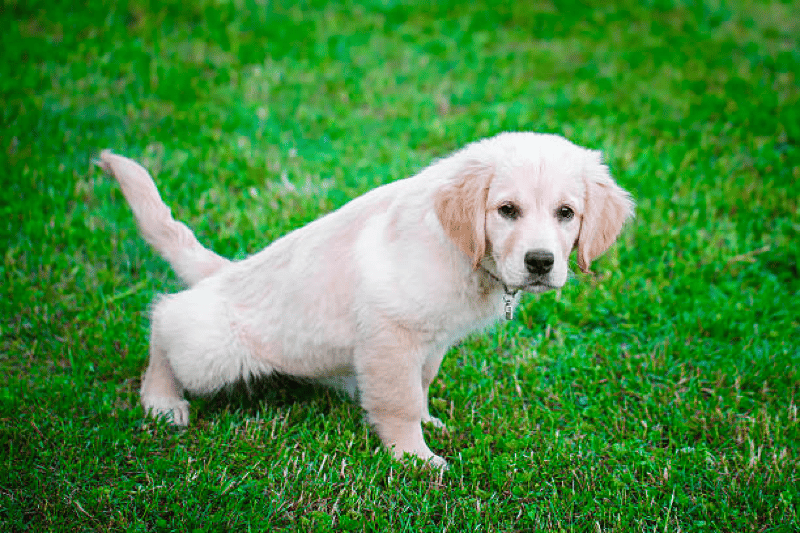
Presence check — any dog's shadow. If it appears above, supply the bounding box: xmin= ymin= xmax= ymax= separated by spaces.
xmin=188 ymin=374 xmax=356 ymax=426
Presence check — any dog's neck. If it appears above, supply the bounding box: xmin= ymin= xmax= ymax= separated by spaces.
xmin=477 ymin=262 xmax=519 ymax=320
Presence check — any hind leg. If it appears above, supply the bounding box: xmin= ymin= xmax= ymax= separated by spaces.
xmin=140 ymin=288 xmax=273 ymax=425
xmin=140 ymin=332 xmax=190 ymax=426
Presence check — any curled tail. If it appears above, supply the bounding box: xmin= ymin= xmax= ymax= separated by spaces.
xmin=99 ymin=150 xmax=230 ymax=286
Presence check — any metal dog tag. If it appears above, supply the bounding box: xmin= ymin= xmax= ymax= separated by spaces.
xmin=503 ymin=293 xmax=514 ymax=320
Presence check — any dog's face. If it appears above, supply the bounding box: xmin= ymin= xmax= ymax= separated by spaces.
xmin=483 ymin=154 xmax=585 ymax=292
xmin=435 ymin=133 xmax=634 ymax=292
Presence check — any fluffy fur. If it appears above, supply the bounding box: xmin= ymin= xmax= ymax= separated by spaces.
xmin=101 ymin=132 xmax=634 ymax=467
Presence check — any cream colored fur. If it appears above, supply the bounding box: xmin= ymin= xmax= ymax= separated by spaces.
xmin=100 ymin=132 xmax=634 ymax=468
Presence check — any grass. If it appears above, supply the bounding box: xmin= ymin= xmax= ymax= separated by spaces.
xmin=1 ymin=0 xmax=798 ymax=530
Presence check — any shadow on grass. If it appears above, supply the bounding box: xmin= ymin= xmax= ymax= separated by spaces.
xmin=188 ymin=373 xmax=353 ymax=424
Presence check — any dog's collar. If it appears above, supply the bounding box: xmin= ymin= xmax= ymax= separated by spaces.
xmin=480 ymin=266 xmax=520 ymax=320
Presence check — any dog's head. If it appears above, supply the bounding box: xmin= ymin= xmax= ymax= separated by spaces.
xmin=435 ymin=132 xmax=634 ymax=293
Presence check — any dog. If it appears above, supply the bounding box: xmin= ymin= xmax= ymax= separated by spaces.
xmin=100 ymin=132 xmax=633 ymax=467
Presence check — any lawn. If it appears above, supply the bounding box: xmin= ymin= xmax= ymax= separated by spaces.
xmin=1 ymin=0 xmax=798 ymax=531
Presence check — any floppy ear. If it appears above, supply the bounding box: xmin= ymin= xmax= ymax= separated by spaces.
xmin=576 ymin=151 xmax=635 ymax=273
xmin=434 ymin=160 xmax=493 ymax=269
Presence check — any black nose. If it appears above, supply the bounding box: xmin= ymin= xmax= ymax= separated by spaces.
xmin=525 ymin=249 xmax=554 ymax=275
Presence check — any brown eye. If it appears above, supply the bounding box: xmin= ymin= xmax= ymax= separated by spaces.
xmin=557 ymin=205 xmax=574 ymax=221
xmin=498 ymin=203 xmax=520 ymax=220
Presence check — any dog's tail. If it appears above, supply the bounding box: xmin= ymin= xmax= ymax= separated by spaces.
xmin=98 ymin=150 xmax=231 ymax=286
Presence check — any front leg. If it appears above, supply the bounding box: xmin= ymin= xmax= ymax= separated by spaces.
xmin=421 ymin=346 xmax=448 ymax=429
xmin=355 ymin=327 xmax=446 ymax=468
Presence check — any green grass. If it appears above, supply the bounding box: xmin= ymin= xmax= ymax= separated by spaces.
xmin=1 ymin=0 xmax=798 ymax=530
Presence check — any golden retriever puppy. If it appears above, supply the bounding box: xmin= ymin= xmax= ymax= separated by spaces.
xmin=101 ymin=132 xmax=633 ymax=467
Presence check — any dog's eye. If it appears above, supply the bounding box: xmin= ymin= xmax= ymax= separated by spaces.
xmin=498 ymin=203 xmax=521 ymax=220
xmin=557 ymin=205 xmax=574 ymax=221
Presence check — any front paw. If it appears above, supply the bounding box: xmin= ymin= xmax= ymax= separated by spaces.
xmin=394 ymin=452 xmax=450 ymax=471
xmin=142 ymin=396 xmax=190 ymax=426
xmin=422 ymin=413 xmax=446 ymax=430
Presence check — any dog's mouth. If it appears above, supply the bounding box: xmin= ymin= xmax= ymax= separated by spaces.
xmin=483 ymin=262 xmax=560 ymax=294
xmin=518 ymin=278 xmax=559 ymax=294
